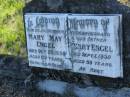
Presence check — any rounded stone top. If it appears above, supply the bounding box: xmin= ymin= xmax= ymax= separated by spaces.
xmin=46 ymin=0 xmax=118 ymax=9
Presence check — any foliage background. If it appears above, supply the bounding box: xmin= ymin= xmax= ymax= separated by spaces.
xmin=0 ymin=0 xmax=129 ymax=57
xmin=0 ymin=0 xmax=26 ymax=56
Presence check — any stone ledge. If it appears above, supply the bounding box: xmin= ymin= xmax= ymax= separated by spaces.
xmin=36 ymin=80 xmax=130 ymax=97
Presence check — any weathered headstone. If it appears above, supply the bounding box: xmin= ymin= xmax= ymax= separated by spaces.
xmin=23 ymin=0 xmax=130 ymax=88
xmin=24 ymin=13 xmax=123 ymax=78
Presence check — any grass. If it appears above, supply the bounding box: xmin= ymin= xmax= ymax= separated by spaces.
xmin=0 ymin=0 xmax=26 ymax=56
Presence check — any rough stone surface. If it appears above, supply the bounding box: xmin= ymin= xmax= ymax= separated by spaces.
xmin=47 ymin=0 xmax=63 ymax=9
xmin=0 ymin=55 xmax=62 ymax=97
xmin=23 ymin=0 xmax=130 ymax=88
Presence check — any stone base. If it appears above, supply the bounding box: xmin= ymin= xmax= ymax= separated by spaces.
xmin=26 ymin=69 xmax=130 ymax=89
xmin=24 ymin=74 xmax=130 ymax=97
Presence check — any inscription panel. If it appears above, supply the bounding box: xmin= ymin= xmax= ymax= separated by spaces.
xmin=24 ymin=13 xmax=72 ymax=70
xmin=68 ymin=15 xmax=122 ymax=78
xmin=24 ymin=13 xmax=123 ymax=78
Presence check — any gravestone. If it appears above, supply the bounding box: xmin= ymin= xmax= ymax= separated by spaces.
xmin=23 ymin=0 xmax=130 ymax=88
